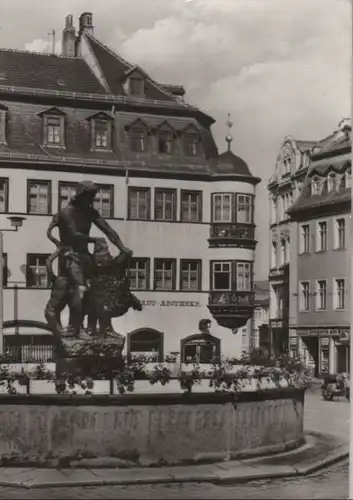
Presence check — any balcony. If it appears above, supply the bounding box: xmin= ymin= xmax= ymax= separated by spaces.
xmin=208 ymin=291 xmax=255 ymax=330
xmin=208 ymin=223 xmax=256 ymax=248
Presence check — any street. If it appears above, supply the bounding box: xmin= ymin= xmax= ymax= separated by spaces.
xmin=0 ymin=390 xmax=348 ymax=499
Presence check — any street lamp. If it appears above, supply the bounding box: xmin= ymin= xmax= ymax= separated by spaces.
xmin=0 ymin=216 xmax=26 ymax=356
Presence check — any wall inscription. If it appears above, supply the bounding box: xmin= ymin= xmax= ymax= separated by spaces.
xmin=0 ymin=395 xmax=304 ymax=464
xmin=140 ymin=300 xmax=201 ymax=307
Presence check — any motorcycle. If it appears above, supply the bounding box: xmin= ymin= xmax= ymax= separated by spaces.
xmin=321 ymin=373 xmax=350 ymax=401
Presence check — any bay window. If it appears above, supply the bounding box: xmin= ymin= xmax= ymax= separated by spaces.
xmin=212 ymin=193 xmax=232 ymax=222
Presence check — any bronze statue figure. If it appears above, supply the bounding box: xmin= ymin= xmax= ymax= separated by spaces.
xmin=44 ymin=180 xmax=135 ymax=341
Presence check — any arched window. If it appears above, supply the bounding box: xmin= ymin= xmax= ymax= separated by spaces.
xmin=127 ymin=328 xmax=164 ymax=361
xmin=181 ymin=334 xmax=221 ymax=364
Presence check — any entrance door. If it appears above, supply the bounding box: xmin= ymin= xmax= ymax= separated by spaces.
xmin=336 ymin=345 xmax=349 ymax=373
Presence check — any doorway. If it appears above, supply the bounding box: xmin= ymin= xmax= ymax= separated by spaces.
xmin=336 ymin=344 xmax=350 ymax=373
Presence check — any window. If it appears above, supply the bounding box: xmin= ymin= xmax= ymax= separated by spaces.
xmin=128 ymin=329 xmax=163 ymax=362
xmin=273 ymin=284 xmax=283 ymax=318
xmin=334 ymin=279 xmax=345 ymax=310
xmin=237 ymin=194 xmax=253 ymax=223
xmin=316 ymin=280 xmax=327 ymax=310
xmin=327 ymin=173 xmax=337 ymax=193
xmin=181 ymin=190 xmax=202 ymax=222
xmin=129 ymin=258 xmax=149 ymax=290
xmin=316 ymin=221 xmax=327 ymax=252
xmin=27 ymin=180 xmax=51 ymax=215
xmin=0 ymin=178 xmax=8 ymax=213
xmin=130 ymin=128 xmax=147 ymax=153
xmin=236 ymin=262 xmax=251 ymax=291
xmin=93 ymin=185 xmax=113 ymax=218
xmin=94 ymin=120 xmax=111 ymax=149
xmin=271 ymin=241 xmax=277 ymax=268
xmin=280 ymin=239 xmax=287 ymax=265
xmin=58 ymin=182 xmax=77 ymax=210
xmin=129 ymin=77 xmax=145 ymax=96
xmin=45 ymin=116 xmax=64 ymax=146
xmin=344 ymin=169 xmax=351 ymax=189
xmin=212 ymin=193 xmax=232 ymax=222
xmin=128 ymin=187 xmax=150 ymax=220
xmin=270 ymin=197 xmax=277 ymax=224
xmin=311 ymin=176 xmax=323 ymax=195
xmin=181 ymin=334 xmax=220 ymax=364
xmin=158 ymin=131 xmax=174 ymax=154
xmin=300 ymin=281 xmax=310 ymax=311
xmin=334 ymin=218 xmax=346 ymax=249
xmin=154 ymin=189 xmax=176 ymax=221
xmin=212 ymin=261 xmax=231 ymax=291
xmin=300 ymin=224 xmax=310 ymax=253
xmin=26 ymin=254 xmax=50 ymax=288
xmin=154 ymin=259 xmax=176 ymax=290
xmin=184 ymin=133 xmax=199 ymax=157
xmin=180 ymin=260 xmax=201 ymax=291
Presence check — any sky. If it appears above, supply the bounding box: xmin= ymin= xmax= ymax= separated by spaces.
xmin=0 ymin=0 xmax=350 ymax=280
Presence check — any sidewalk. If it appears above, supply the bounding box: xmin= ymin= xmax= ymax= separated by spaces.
xmin=0 ymin=431 xmax=347 ymax=489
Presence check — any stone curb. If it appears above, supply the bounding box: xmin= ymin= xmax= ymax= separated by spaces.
xmin=0 ymin=440 xmax=347 ymax=489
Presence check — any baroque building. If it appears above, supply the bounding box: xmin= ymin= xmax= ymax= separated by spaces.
xmin=288 ymin=121 xmax=351 ymax=376
xmin=0 ymin=12 xmax=260 ymax=363
xmin=267 ymin=136 xmax=317 ymax=356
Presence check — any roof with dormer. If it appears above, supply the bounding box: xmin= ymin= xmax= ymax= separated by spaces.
xmin=288 ymin=134 xmax=351 ymax=217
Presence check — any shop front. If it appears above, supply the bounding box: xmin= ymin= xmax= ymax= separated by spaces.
xmin=296 ymin=327 xmax=350 ymax=376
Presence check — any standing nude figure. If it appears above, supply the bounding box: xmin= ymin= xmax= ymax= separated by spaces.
xmin=44 ymin=180 xmax=131 ymax=340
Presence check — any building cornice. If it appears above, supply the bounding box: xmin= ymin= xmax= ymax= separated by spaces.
xmin=0 ymin=154 xmax=259 ymax=184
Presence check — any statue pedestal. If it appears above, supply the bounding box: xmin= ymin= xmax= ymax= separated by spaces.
xmin=56 ymin=337 xmax=125 ymax=379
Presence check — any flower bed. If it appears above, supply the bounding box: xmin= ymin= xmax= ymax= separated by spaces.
xmin=0 ymin=350 xmax=311 ymax=396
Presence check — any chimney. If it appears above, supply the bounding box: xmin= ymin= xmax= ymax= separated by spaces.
xmin=79 ymin=12 xmax=94 ymax=37
xmin=62 ymin=14 xmax=76 ymax=57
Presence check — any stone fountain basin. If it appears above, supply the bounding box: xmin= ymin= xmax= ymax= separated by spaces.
xmin=0 ymin=387 xmax=305 ymax=468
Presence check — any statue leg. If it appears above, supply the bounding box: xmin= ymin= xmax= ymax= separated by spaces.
xmin=44 ymin=277 xmax=70 ymax=338
xmin=67 ymin=260 xmax=91 ymax=340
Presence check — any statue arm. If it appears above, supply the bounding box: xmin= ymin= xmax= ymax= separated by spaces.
xmin=93 ymin=213 xmax=130 ymax=253
xmin=47 ymin=214 xmax=61 ymax=248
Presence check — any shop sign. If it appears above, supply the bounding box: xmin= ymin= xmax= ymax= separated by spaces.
xmin=140 ymin=299 xmax=201 ymax=307
xmin=298 ymin=328 xmax=350 ymax=338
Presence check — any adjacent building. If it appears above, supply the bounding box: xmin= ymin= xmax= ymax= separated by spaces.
xmin=267 ymin=136 xmax=316 ymax=356
xmin=251 ymin=280 xmax=270 ymax=353
xmin=0 ymin=12 xmax=261 ymax=363
xmin=288 ymin=122 xmax=351 ymax=376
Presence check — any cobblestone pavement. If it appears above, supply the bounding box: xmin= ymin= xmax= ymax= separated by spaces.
xmin=0 ymin=461 xmax=347 ymax=499
xmin=0 ymin=391 xmax=348 ymax=499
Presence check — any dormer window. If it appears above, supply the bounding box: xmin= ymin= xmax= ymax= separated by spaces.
xmin=131 ymin=128 xmax=147 ymax=153
xmin=0 ymin=103 xmax=7 ymax=145
xmin=327 ymin=173 xmax=337 ymax=193
xmin=129 ymin=77 xmax=145 ymax=96
xmin=184 ymin=133 xmax=199 ymax=157
xmin=344 ymin=168 xmax=352 ymax=189
xmin=47 ymin=117 xmax=62 ymax=145
xmin=95 ymin=121 xmax=109 ymax=148
xmin=158 ymin=131 xmax=174 ymax=154
xmin=88 ymin=112 xmax=113 ymax=151
xmin=39 ymin=107 xmax=65 ymax=148
xmin=311 ymin=176 xmax=323 ymax=196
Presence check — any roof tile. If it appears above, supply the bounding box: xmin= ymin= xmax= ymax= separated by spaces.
xmin=0 ymin=49 xmax=106 ymax=94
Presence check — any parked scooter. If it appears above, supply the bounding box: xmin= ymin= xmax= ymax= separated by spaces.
xmin=321 ymin=373 xmax=350 ymax=401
